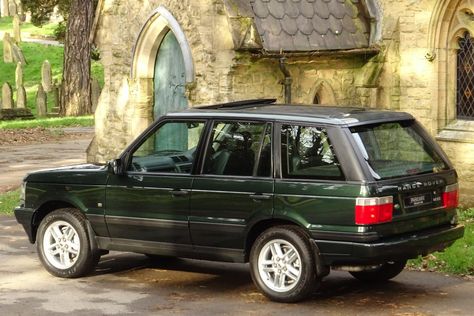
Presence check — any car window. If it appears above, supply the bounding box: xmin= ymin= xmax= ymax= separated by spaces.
xmin=203 ymin=121 xmax=272 ymax=177
xmin=350 ymin=121 xmax=449 ymax=180
xmin=129 ymin=121 xmax=205 ymax=174
xmin=281 ymin=125 xmax=344 ymax=180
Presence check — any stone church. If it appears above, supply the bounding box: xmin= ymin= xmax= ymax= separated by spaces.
xmin=89 ymin=0 xmax=474 ymax=204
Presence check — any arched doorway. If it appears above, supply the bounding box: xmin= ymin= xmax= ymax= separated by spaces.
xmin=154 ymin=30 xmax=188 ymax=120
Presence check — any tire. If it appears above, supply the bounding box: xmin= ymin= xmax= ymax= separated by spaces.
xmin=36 ymin=208 xmax=100 ymax=278
xmin=250 ymin=226 xmax=319 ymax=303
xmin=349 ymin=260 xmax=407 ymax=282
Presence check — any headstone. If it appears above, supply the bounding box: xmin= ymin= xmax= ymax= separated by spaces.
xmin=12 ymin=43 xmax=27 ymax=65
xmin=36 ymin=84 xmax=47 ymax=117
xmin=41 ymin=60 xmax=53 ymax=92
xmin=3 ymin=33 xmax=14 ymax=63
xmin=8 ymin=0 xmax=16 ymax=16
xmin=15 ymin=62 xmax=23 ymax=89
xmin=13 ymin=14 xmax=21 ymax=43
xmin=91 ymin=79 xmax=101 ymax=112
xmin=2 ymin=83 xmax=13 ymax=109
xmin=1 ymin=0 xmax=9 ymax=18
xmin=52 ymin=80 xmax=61 ymax=113
xmin=16 ymin=85 xmax=26 ymax=109
xmin=17 ymin=1 xmax=25 ymax=22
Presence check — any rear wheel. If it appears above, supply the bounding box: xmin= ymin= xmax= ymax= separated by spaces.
xmin=37 ymin=208 xmax=100 ymax=278
xmin=250 ymin=226 xmax=319 ymax=303
xmin=349 ymin=260 xmax=407 ymax=282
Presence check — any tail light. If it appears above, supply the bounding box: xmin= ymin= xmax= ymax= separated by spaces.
xmin=355 ymin=196 xmax=393 ymax=225
xmin=443 ymin=183 xmax=459 ymax=209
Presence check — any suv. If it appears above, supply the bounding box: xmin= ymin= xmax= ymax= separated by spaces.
xmin=15 ymin=100 xmax=464 ymax=302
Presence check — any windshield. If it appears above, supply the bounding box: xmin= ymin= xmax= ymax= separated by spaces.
xmin=350 ymin=120 xmax=449 ymax=180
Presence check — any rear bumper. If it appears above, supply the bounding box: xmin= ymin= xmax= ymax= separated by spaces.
xmin=315 ymin=224 xmax=465 ymax=265
xmin=14 ymin=207 xmax=35 ymax=243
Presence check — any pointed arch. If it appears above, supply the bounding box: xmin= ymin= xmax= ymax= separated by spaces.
xmin=131 ymin=5 xmax=194 ymax=82
xmin=311 ymin=80 xmax=337 ymax=105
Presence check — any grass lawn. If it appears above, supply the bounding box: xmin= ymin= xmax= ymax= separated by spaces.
xmin=0 ymin=189 xmax=20 ymax=215
xmin=408 ymin=208 xmax=474 ymax=276
xmin=0 ymin=115 xmax=94 ymax=129
xmin=0 ymin=16 xmax=58 ymax=38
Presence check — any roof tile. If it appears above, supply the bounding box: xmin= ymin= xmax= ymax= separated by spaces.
xmin=328 ymin=14 xmax=343 ymax=35
xmin=341 ymin=13 xmax=357 ymax=33
xmin=263 ymin=15 xmax=283 ymax=35
xmin=283 ymin=0 xmax=300 ymax=18
xmin=327 ymin=0 xmax=346 ymax=19
xmin=296 ymin=15 xmax=314 ymax=35
xmin=267 ymin=0 xmax=285 ymax=19
xmin=311 ymin=13 xmax=329 ymax=35
xmin=300 ymin=1 xmax=315 ymax=18
xmin=314 ymin=0 xmax=330 ymax=19
xmin=308 ymin=31 xmax=326 ymax=49
xmin=252 ymin=0 xmax=269 ymax=18
xmin=281 ymin=15 xmax=299 ymax=35
xmin=322 ymin=32 xmax=339 ymax=49
xmin=293 ymin=31 xmax=311 ymax=50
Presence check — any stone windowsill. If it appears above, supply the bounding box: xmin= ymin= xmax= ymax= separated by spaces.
xmin=436 ymin=120 xmax=474 ymax=143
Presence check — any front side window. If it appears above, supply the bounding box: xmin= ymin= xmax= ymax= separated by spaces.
xmin=281 ymin=125 xmax=343 ymax=180
xmin=351 ymin=121 xmax=449 ymax=180
xmin=203 ymin=121 xmax=272 ymax=177
xmin=129 ymin=121 xmax=205 ymax=174
xmin=457 ymin=32 xmax=474 ymax=120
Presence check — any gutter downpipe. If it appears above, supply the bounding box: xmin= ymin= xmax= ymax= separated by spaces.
xmin=279 ymin=57 xmax=292 ymax=104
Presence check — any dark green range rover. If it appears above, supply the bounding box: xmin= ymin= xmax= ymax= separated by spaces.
xmin=15 ymin=100 xmax=464 ymax=302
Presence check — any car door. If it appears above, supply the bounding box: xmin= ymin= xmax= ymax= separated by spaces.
xmin=189 ymin=120 xmax=274 ymax=261
xmin=105 ymin=119 xmax=207 ymax=248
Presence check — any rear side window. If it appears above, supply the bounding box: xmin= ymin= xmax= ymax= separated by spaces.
xmin=350 ymin=121 xmax=449 ymax=180
xmin=281 ymin=125 xmax=344 ymax=180
xmin=203 ymin=121 xmax=272 ymax=177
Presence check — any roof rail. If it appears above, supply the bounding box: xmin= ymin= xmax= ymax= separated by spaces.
xmin=196 ymin=98 xmax=277 ymax=110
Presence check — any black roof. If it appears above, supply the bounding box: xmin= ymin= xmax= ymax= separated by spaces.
xmin=169 ymin=103 xmax=413 ymax=127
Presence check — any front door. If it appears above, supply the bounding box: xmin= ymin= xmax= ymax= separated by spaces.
xmin=154 ymin=30 xmax=188 ymax=121
xmin=105 ymin=120 xmax=206 ymax=250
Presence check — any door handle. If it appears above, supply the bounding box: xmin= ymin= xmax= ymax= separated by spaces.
xmin=170 ymin=189 xmax=189 ymax=197
xmin=250 ymin=194 xmax=271 ymax=201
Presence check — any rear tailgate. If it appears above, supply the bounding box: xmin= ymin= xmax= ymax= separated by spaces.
xmin=370 ymin=171 xmax=458 ymax=237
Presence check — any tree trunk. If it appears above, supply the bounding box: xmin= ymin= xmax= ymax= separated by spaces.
xmin=60 ymin=0 xmax=93 ymax=116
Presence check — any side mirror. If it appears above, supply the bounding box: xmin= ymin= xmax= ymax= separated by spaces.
xmin=109 ymin=159 xmax=124 ymax=175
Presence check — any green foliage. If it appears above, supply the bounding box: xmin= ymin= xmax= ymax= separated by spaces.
xmin=53 ymin=21 xmax=66 ymax=41
xmin=408 ymin=208 xmax=474 ymax=276
xmin=0 ymin=190 xmax=20 ymax=215
xmin=0 ymin=116 xmax=94 ymax=129
xmin=22 ymin=0 xmax=70 ymax=26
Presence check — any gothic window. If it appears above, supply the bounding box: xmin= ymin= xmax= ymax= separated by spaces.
xmin=457 ymin=32 xmax=474 ymax=120
xmin=313 ymin=93 xmax=320 ymax=104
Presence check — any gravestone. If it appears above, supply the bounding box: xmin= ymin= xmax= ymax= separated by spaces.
xmin=15 ymin=62 xmax=23 ymax=89
xmin=36 ymin=84 xmax=47 ymax=117
xmin=3 ymin=32 xmax=14 ymax=63
xmin=16 ymin=85 xmax=26 ymax=109
xmin=17 ymin=1 xmax=25 ymax=21
xmin=12 ymin=43 xmax=27 ymax=65
xmin=1 ymin=83 xmax=13 ymax=109
xmin=13 ymin=14 xmax=21 ymax=43
xmin=8 ymin=0 xmax=16 ymax=16
xmin=91 ymin=79 xmax=101 ymax=112
xmin=42 ymin=60 xmax=53 ymax=92
xmin=1 ymin=0 xmax=9 ymax=18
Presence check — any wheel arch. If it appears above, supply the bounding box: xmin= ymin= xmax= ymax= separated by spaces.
xmin=244 ymin=218 xmax=309 ymax=262
xmin=31 ymin=200 xmax=84 ymax=243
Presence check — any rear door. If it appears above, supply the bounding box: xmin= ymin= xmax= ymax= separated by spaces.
xmin=189 ymin=120 xmax=274 ymax=260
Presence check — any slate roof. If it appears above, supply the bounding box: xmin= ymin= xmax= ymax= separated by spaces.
xmin=228 ymin=0 xmax=371 ymax=52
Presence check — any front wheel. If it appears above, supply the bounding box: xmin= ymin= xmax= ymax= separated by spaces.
xmin=349 ymin=260 xmax=407 ymax=282
xmin=250 ymin=226 xmax=319 ymax=303
xmin=36 ymin=208 xmax=100 ymax=278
